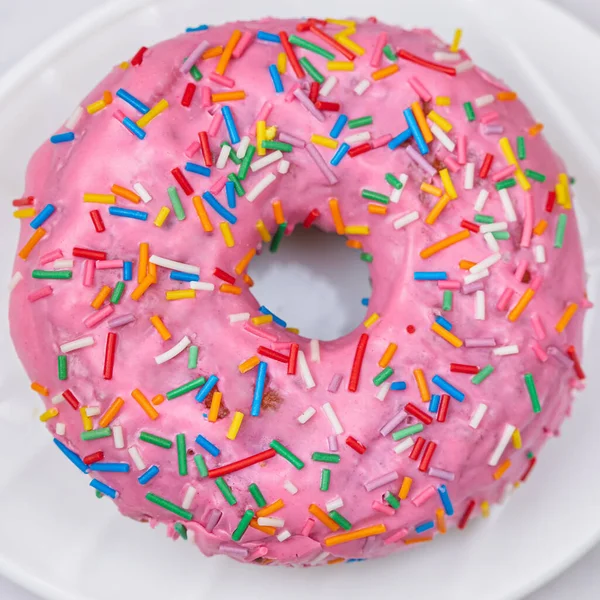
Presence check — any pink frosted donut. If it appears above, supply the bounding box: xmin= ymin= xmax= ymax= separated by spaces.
xmin=10 ymin=17 xmax=588 ymax=565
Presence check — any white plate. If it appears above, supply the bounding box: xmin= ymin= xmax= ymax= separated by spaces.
xmin=1 ymin=1 xmax=600 ymax=599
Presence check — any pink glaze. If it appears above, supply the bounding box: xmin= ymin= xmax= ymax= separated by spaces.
xmin=10 ymin=18 xmax=588 ymax=567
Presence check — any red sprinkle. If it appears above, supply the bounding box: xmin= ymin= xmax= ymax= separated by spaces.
xmin=279 ymin=31 xmax=304 ymax=78
xmin=545 ymin=190 xmax=556 ymax=213
xmin=288 ymin=343 xmax=299 ymax=375
xmin=213 ymin=267 xmax=235 ymax=284
xmin=346 ymin=436 xmax=367 ymax=454
xmin=303 ymin=208 xmax=320 ymax=228
xmin=348 ymin=142 xmax=372 ymax=157
xmin=90 ymin=210 xmax=105 ymax=233
xmin=309 ymin=25 xmax=356 ymax=61
xmin=199 ymin=131 xmax=213 ymax=166
xmin=257 ymin=346 xmax=289 ymax=363
xmin=409 ymin=436 xmax=426 ymax=460
xmin=437 ymin=394 xmax=450 ymax=423
xmin=73 ymin=247 xmax=107 ymax=261
xmin=130 ymin=46 xmax=148 ymax=66
xmin=406 ymin=325 xmax=416 ymax=334
xmin=450 ymin=363 xmax=479 ymax=374
xmin=83 ymin=451 xmax=104 ymax=465
xmin=348 ymin=333 xmax=369 ymax=392
xmin=397 ymin=49 xmax=456 ymax=76
xmin=103 ymin=332 xmax=117 ymax=380
xmin=13 ymin=196 xmax=35 ymax=207
xmin=405 ymin=402 xmax=433 ymax=425
xmin=520 ymin=456 xmax=537 ymax=482
xmin=418 ymin=441 xmax=437 ymax=472
xmin=171 ymin=167 xmax=194 ymax=196
xmin=181 ymin=83 xmax=196 ymax=107
xmin=458 ymin=499 xmax=476 ymax=529
xmin=479 ymin=153 xmax=494 ymax=178
xmin=309 ymin=81 xmax=320 ymax=104
xmin=566 ymin=345 xmax=586 ymax=379
xmin=460 ymin=219 xmax=480 ymax=233
xmin=62 ymin=389 xmax=80 ymax=410
xmin=315 ymin=101 xmax=340 ymax=112
xmin=207 ymin=448 xmax=277 ymax=478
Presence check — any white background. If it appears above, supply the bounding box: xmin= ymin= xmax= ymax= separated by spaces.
xmin=1 ymin=0 xmax=599 ymax=598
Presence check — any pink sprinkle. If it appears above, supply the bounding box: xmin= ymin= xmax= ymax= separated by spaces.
xmin=84 ymin=305 xmax=114 ymax=328
xmin=204 ymin=508 xmax=222 ymax=533
xmin=514 ymin=259 xmax=528 ymax=282
xmin=328 ymin=373 xmax=343 ymax=393
xmin=531 ymin=313 xmax=546 ymax=340
xmin=210 ymin=176 xmax=227 ymax=194
xmin=201 ymin=86 xmax=212 ymax=108
xmin=108 ymin=314 xmax=135 ymax=328
xmin=243 ymin=322 xmax=278 ymax=342
xmin=481 ymin=111 xmax=499 ymax=124
xmin=372 ymin=501 xmax=395 ymax=516
xmin=364 ymin=471 xmax=398 ymax=492
xmin=531 ymin=340 xmax=549 ymax=362
xmin=301 ymin=518 xmax=315 ymax=537
xmin=96 ymin=260 xmax=123 ymax=270
xmin=83 ymin=259 xmax=95 ymax=287
xmin=384 ymin=528 xmax=409 ymax=545
xmin=521 ymin=191 xmax=534 ymax=248
xmin=278 ymin=131 xmax=306 ymax=148
xmin=457 ymin=134 xmax=467 ymax=165
xmin=411 ymin=485 xmax=436 ymax=507
xmin=40 ymin=249 xmax=63 ymax=265
xmin=438 ymin=280 xmax=461 ymax=290
xmin=232 ymin=30 xmax=254 ymax=59
xmin=112 ymin=110 xmax=125 ymax=123
xmin=293 ymin=88 xmax=325 ymax=122
xmin=209 ymin=72 xmax=235 ymax=88
xmin=581 ymin=296 xmax=594 ymax=309
xmin=443 ymin=155 xmax=461 ymax=173
xmin=246 ymin=546 xmax=268 ymax=562
xmin=372 ymin=134 xmax=393 ymax=148
xmin=255 ymin=101 xmax=274 ymax=125
xmin=179 ymin=40 xmax=209 ymax=74
xmin=462 ymin=281 xmax=484 ymax=295
xmin=407 ymin=76 xmax=431 ymax=102
xmin=306 ymin=144 xmax=338 ymax=184
xmin=208 ymin=112 xmax=223 ymax=137
xmin=284 ymin=224 xmax=294 ymax=236
xmin=28 ymin=286 xmax=53 ymax=302
xmin=285 ymin=83 xmax=301 ymax=103
xmin=530 ymin=275 xmax=543 ymax=291
xmin=185 ymin=141 xmax=201 ymax=158
xmin=370 ymin=32 xmax=387 ymax=68
xmin=496 ymin=287 xmax=515 ymax=311
xmin=491 ymin=164 xmax=516 ymax=182
xmin=328 ymin=435 xmax=338 ymax=451
xmin=379 ymin=410 xmax=406 ymax=437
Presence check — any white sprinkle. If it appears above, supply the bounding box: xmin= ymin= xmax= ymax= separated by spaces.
xmin=128 ymin=446 xmax=145 ymax=470
xmin=489 ymin=424 xmax=516 ymax=466
xmin=297 ymin=406 xmax=316 ymax=424
xmin=113 ymin=425 xmax=124 ymax=449
xmin=53 ymin=259 xmax=74 ymax=270
xmin=187 ymin=529 xmax=196 ymax=544
xmin=500 ymin=482 xmax=514 ymax=505
xmin=60 ymin=336 xmax=95 ymax=353
xmin=390 ymin=174 xmax=409 ymax=203
xmin=475 ymin=94 xmax=495 ymax=108
xmin=534 ymin=244 xmax=546 ymax=263
xmin=251 ymin=150 xmax=283 ymax=172
xmin=182 ymin=485 xmax=197 ymax=510
xmin=474 ymin=189 xmax=489 ymax=212
xmin=375 ymin=381 xmax=391 ymax=401
xmin=493 ymin=345 xmax=519 ymax=356
xmin=322 ymin=402 xmax=343 ymax=434
xmin=498 ymin=188 xmax=517 ymax=222
xmin=133 ymin=182 xmax=152 ymax=203
xmin=64 ymin=105 xmax=83 ymax=129
xmin=278 ymin=159 xmax=290 ymax=174
xmin=320 ymin=76 xmax=338 ymax=97
xmin=464 ymin=162 xmax=475 ymax=190
xmin=85 ymin=406 xmax=101 ymax=417
xmin=297 ymin=350 xmax=315 ymax=389
xmin=229 ymin=312 xmax=250 ymax=323
xmin=433 ymin=51 xmax=462 ymax=62
xmin=325 ymin=497 xmax=343 ymax=512
xmin=149 ymin=255 xmax=199 ymax=275
xmin=154 ymin=335 xmax=191 ymax=365
xmin=455 ymin=60 xmax=474 ymax=73
xmin=276 ymin=530 xmax=292 ymax=542
xmin=469 ymin=403 xmax=488 ymax=429
xmin=51 ymin=394 xmax=64 ymax=405
xmin=475 ymin=290 xmax=486 ymax=320
xmin=9 ymin=271 xmax=23 ymax=291
xmin=283 ymin=480 xmax=298 ymax=495
xmin=258 ymin=517 xmax=285 ymax=527
xmin=55 ymin=423 xmax=66 ymax=436
xmin=236 ymin=136 xmax=250 ymax=159
xmin=216 ymin=144 xmax=231 ymax=169
xmin=470 ymin=252 xmax=501 ymax=274
xmin=484 ymin=232 xmax=500 ymax=252
xmin=354 ymin=79 xmax=371 ymax=95
xmin=246 ymin=172 xmax=277 ymax=202
xmin=309 ymin=551 xmax=330 ymax=566
xmin=189 ymin=281 xmax=215 ymax=292
xmin=430 ymin=123 xmax=455 ymax=152
xmin=464 ymin=269 xmax=489 ymax=284
xmin=393 ymin=211 xmax=419 ymax=230
xmin=480 ymin=222 xmax=508 ymax=234
xmin=345 ymin=131 xmax=371 ymax=145
xmin=393 ymin=437 xmax=415 ymax=454
xmin=310 ymin=339 xmax=320 ymax=362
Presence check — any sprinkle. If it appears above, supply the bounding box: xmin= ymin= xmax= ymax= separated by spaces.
xmin=322 ymin=402 xmax=344 ymax=434
xmin=489 ymin=424 xmax=516 ymax=466
xmin=60 ymin=336 xmax=94 ymax=353
xmin=18 ymin=227 xmax=46 ymax=259
xmin=270 ymin=440 xmax=304 ymax=469
xmin=246 ymin=172 xmax=277 ymax=203
xmin=146 ymin=492 xmax=192 ymax=520
xmin=324 ymin=524 xmax=386 ymax=547
xmin=392 ymin=424 xmax=424 ymax=442
xmin=90 ymin=479 xmax=117 ymax=499
xmin=398 ymin=49 xmax=456 ymax=75
xmin=524 ymin=373 xmax=541 ymax=413
xmin=432 ymin=375 xmax=465 ymax=401
xmin=354 ymin=79 xmax=371 ymax=95
xmin=554 ymin=213 xmax=567 ymax=248
xmin=131 ymin=389 xmax=159 ymax=420
xmin=298 ymin=407 xmax=316 ymax=424
xmin=308 ymin=504 xmax=339 ymax=531
xmin=155 ymin=336 xmax=191 ymax=365
xmin=50 ymin=132 xmax=75 ymax=144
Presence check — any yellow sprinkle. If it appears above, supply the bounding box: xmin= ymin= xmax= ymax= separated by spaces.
xmin=91 ymin=285 xmax=112 ymax=310
xmin=311 ymin=134 xmax=338 ymax=149
xmin=239 ymin=356 xmax=260 ymax=373
xmin=83 ymin=193 xmax=116 ymax=204
xmin=435 ymin=508 xmax=447 ymax=534
xmin=211 ymin=91 xmax=246 ymax=103
xmin=220 ymin=284 xmax=242 ymax=295
xmin=327 ymin=18 xmax=356 ymax=28
xmin=558 ymin=173 xmax=572 ymax=209
xmin=425 ymin=194 xmax=451 ymax=225
xmin=515 ymin=168 xmax=531 ymax=191
xmin=334 ymin=35 xmax=365 ymax=56
xmin=277 ymin=52 xmax=287 ymax=74
xmin=226 ymin=411 xmax=244 ymax=440
xmin=119 ymin=61 xmax=130 ymax=69
xmin=431 ymin=322 xmax=464 ymax=347
xmin=251 ymin=315 xmax=273 ymax=326
xmin=420 ymin=182 xmax=443 ymax=197
xmin=514 ymin=482 xmax=521 ymax=489
xmin=481 ymin=501 xmax=490 ymax=518
xmin=130 ymin=274 xmax=154 ymax=301
xmin=165 ymin=289 xmax=196 ymax=301
xmin=138 ymin=242 xmax=149 ymax=283
xmin=18 ymin=227 xmax=46 ymax=260
xmin=324 ymin=524 xmax=386 ymax=547
xmin=136 ymin=99 xmax=168 ymax=128
xmin=512 ymin=429 xmax=522 ymax=449
xmin=344 ymin=225 xmax=370 ymax=235
xmin=150 ymin=315 xmax=171 ymax=341
xmin=154 ymin=206 xmax=171 ymax=227
xmin=192 ymin=196 xmax=214 ymax=232
xmin=86 ymin=99 xmax=106 ymax=114
xmin=80 ymin=407 xmax=93 ymax=432
xmin=30 ymin=382 xmax=49 ymax=396
xmin=39 ymin=407 xmax=59 ymax=422
xmin=529 ymin=123 xmax=544 ymax=136
xmin=256 ymin=219 xmax=272 ymax=242
xmin=435 ymin=96 xmax=451 ymax=106
xmin=329 ymin=198 xmax=345 ymax=234
xmin=256 ymin=120 xmax=267 ymax=156
xmin=272 ymin=199 xmax=285 ymax=225
xmin=378 ymin=343 xmax=397 ymax=368
xmin=235 ymin=248 xmax=256 ymax=275
xmin=286 ymin=327 xmax=300 ymax=334
xmin=368 ymin=203 xmax=387 ymax=215
xmin=13 ymin=208 xmax=36 ymax=219
xmin=439 ymin=169 xmax=458 ymax=199
xmin=493 ymin=459 xmax=512 ymax=480
xmin=427 ymin=110 xmax=453 ymax=132
xmin=327 ymin=61 xmax=354 ymax=71
xmin=363 ymin=313 xmax=380 ymax=328
xmin=413 ymin=369 xmax=430 ymax=402
xmin=372 ymin=64 xmax=400 ymax=81
xmin=265 ymin=125 xmax=277 ymax=141
xmin=208 ymin=391 xmax=222 ymax=422
xmin=555 ymin=303 xmax=578 ymax=333
xmin=399 ymin=476 xmax=413 ymax=500
xmin=449 ymin=28 xmax=462 ymax=52
xmin=219 ymin=222 xmax=235 ymax=248
xmin=131 ymin=388 xmax=159 ymax=420
xmin=533 ymin=220 xmax=548 ymax=236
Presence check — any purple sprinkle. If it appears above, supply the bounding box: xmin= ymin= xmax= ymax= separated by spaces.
xmin=547 ymin=346 xmax=572 ymax=367
xmin=293 ymin=88 xmax=325 ymax=122
xmin=464 ymin=337 xmax=496 ymax=347
xmin=462 ymin=281 xmax=485 ymax=295
xmin=180 ymin=40 xmax=210 ymax=74
xmin=219 ymin=543 xmax=249 ymax=558
xmin=379 ymin=410 xmax=406 ymax=437
xmin=278 ymin=131 xmax=306 ymax=148
xmin=428 ymin=467 xmax=455 ymax=481
xmin=406 ymin=145 xmax=437 ymax=177
xmin=328 ymin=435 xmax=339 ymax=451
xmin=204 ymin=508 xmax=222 ymax=533
xmin=363 ymin=534 xmax=379 ymax=553
xmin=328 ymin=373 xmax=343 ymax=393
xmin=306 ymin=144 xmax=338 ymax=185
xmin=364 ymin=471 xmax=399 ymax=492
xmin=481 ymin=124 xmax=505 ymax=135
xmin=108 ymin=314 xmax=136 ymax=328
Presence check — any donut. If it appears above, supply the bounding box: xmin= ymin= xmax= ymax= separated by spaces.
xmin=10 ymin=16 xmax=588 ymax=566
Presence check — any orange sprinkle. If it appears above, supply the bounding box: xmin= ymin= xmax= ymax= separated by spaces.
xmin=91 ymin=285 xmax=112 ymax=309
xmin=220 ymin=284 xmax=242 ymax=295
xmin=555 ymin=303 xmax=578 ymax=333
xmin=18 ymin=227 xmax=46 ymax=259
xmin=148 ymin=261 xmax=158 ymax=283
xmin=327 ymin=557 xmax=346 ymax=565
xmin=459 ymin=259 xmax=476 ymax=270
xmin=250 ymin=519 xmax=276 ymax=535
xmin=99 ymin=397 xmax=125 ymax=428
xmin=493 ymin=459 xmax=512 ymax=480
xmin=149 ymin=315 xmax=171 ymax=341
xmin=431 ymin=322 xmax=464 ymax=347
xmin=211 ymin=91 xmax=246 ymax=102
xmin=346 ymin=239 xmax=362 ymax=250
xmin=272 ymin=199 xmax=285 ymax=225
xmin=243 ymin=273 xmax=254 ymax=287
xmin=413 ymin=369 xmax=430 ymax=402
xmin=131 ymin=388 xmax=159 ymax=420
xmin=497 ymin=91 xmax=518 ymax=101
xmin=420 ymin=182 xmax=443 ymax=197
xmin=138 ymin=242 xmax=149 ymax=283
xmin=192 ymin=196 xmax=214 ymax=232
xmin=324 ymin=524 xmax=386 ymax=546
xmin=403 ymin=536 xmax=433 ymax=545
xmin=372 ymin=64 xmax=399 ymax=80
xmin=378 ymin=342 xmax=398 ymax=368
xmin=208 ymin=391 xmax=222 ymax=422
xmin=152 ymin=394 xmax=165 ymax=405
xmin=399 ymin=476 xmax=413 ymax=500
xmin=420 ymin=229 xmax=470 ymax=259
xmin=239 ymin=356 xmax=260 ymax=373
xmin=435 ymin=508 xmax=447 ymax=533
xmin=30 ymin=382 xmax=49 ymax=396
xmin=202 ymin=45 xmax=223 ymax=59
xmin=508 ymin=288 xmax=535 ymax=322
xmin=529 ymin=123 xmax=544 ymax=136
xmin=411 ymin=101 xmax=433 ymax=143
xmin=131 ymin=274 xmax=154 ymax=301
xmin=215 ymin=29 xmax=242 ymax=75
xmin=111 ymin=184 xmax=140 ymax=204
xmin=235 ymin=248 xmax=256 ymax=275
xmin=533 ymin=220 xmax=548 ymax=236
xmin=256 ymin=499 xmax=285 ymax=518
xmin=368 ymin=203 xmax=387 ymax=215
xmin=103 ymin=91 xmax=113 ymax=104
xmin=308 ymin=504 xmax=340 ymax=531
xmin=329 ymin=198 xmax=345 ymax=234
xmin=425 ymin=194 xmax=451 ymax=225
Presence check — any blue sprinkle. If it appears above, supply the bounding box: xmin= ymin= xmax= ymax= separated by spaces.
xmin=435 ymin=315 xmax=452 ymax=331
xmin=259 ymin=306 xmax=287 ymax=328
xmin=347 ymin=558 xmax=367 ymax=563
xmin=185 ymin=162 xmax=211 ymax=177
xmin=432 ymin=374 xmax=465 ymax=402
xmin=170 ymin=271 xmax=200 ymax=282
xmin=390 ymin=381 xmax=407 ymax=391
xmin=53 ymin=438 xmax=89 ymax=473
xmin=90 ymin=479 xmax=117 ymax=499
xmin=116 ymin=88 xmax=150 ymax=114
xmin=330 ymin=114 xmax=348 ymax=139
xmin=89 ymin=462 xmax=131 ymax=473
xmin=251 ymin=361 xmax=268 ymax=417
xmin=195 ymin=434 xmax=220 ymax=457
xmin=361 ymin=297 xmax=369 ymax=306
xmin=122 ymin=117 xmax=146 ymax=139
xmin=438 ymin=485 xmax=454 ymax=516
xmin=138 ymin=465 xmax=160 ymax=485
xmin=269 ymin=64 xmax=284 ymax=93
xmin=123 ymin=261 xmax=133 ymax=281
xmin=108 ymin=206 xmax=148 ymax=221
xmin=201 ymin=191 xmax=237 ymax=224
xmin=330 ymin=142 xmax=350 ymax=166
xmin=257 ymin=31 xmax=281 ymax=43
xmin=429 ymin=394 xmax=441 ymax=413
xmin=50 ymin=132 xmax=75 ymax=144
xmin=415 ymin=520 xmax=435 ymax=534
xmin=221 ymin=105 xmax=240 ymax=144
xmin=226 ymin=180 xmax=236 ymax=209
xmin=29 ymin=204 xmax=55 ymax=229
xmin=195 ymin=374 xmax=219 ymax=402
xmin=403 ymin=107 xmax=429 ymax=155
xmin=185 ymin=24 xmax=208 ymax=32
xmin=413 ymin=271 xmax=448 ymax=281
xmin=388 ymin=128 xmax=412 ymax=150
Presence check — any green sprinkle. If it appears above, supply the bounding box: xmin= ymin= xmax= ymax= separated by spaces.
xmin=187 ymin=345 xmax=198 ymax=369
xmin=385 ymin=173 xmax=403 ymax=189
xmin=189 ymin=64 xmax=203 ymax=81
xmin=237 ymin=145 xmax=255 ymax=181
xmin=329 ymin=510 xmax=352 ymax=530
xmin=569 ymin=176 xmax=576 ymax=185
xmin=495 ymin=178 xmax=517 ymax=190
xmin=288 ymin=34 xmax=335 ymax=60
xmin=261 ymin=140 xmax=293 ymax=152
xmin=176 ymin=433 xmax=187 ymax=476
xmin=299 ymin=56 xmax=325 ymax=83
xmin=554 ymin=213 xmax=567 ymax=248
xmin=443 ymin=290 xmax=453 ymax=311
xmin=517 ymin=136 xmax=526 ymax=160
xmin=215 ymin=477 xmax=237 ymax=505
xmin=174 ymin=523 xmax=188 ymax=540
xmin=146 ymin=492 xmax=193 ymax=520
xmin=32 ymin=270 xmax=72 ymax=280
xmin=221 ymin=141 xmax=241 ymax=165
xmin=95 ymin=490 xmax=104 ymax=499
xmin=463 ymin=101 xmax=475 ymax=122
xmin=168 ymin=186 xmax=186 ymax=221
xmin=57 ymin=355 xmax=67 ymax=381
xmin=474 ymin=214 xmax=495 ymax=224
xmin=348 ymin=116 xmax=373 ymax=129
xmin=361 ymin=189 xmax=389 ymax=204
xmin=227 ymin=172 xmax=245 ymax=196
xmin=232 ymin=509 xmax=255 ymax=541
xmin=360 ymin=252 xmax=373 ymax=263
xmin=139 ymin=431 xmax=173 ymax=449
xmin=383 ymin=44 xmax=397 ymax=61
xmin=525 ymin=169 xmax=546 ymax=182
xmin=249 ymin=483 xmax=267 ymax=507
xmin=270 ymin=439 xmax=305 ymax=469
xmin=492 ymin=231 xmax=510 ymax=240
xmin=527 ymin=451 xmax=535 ymax=460
xmin=194 ymin=454 xmax=208 ymax=477
xmin=373 ymin=366 xmax=394 ymax=386
xmin=471 ymin=364 xmax=494 ymax=385
xmin=392 ymin=423 xmax=424 ymax=441
xmin=110 ymin=281 xmax=125 ymax=304
xmin=311 ymin=452 xmax=340 ymax=463
xmin=384 ymin=492 xmax=400 ymax=509
xmin=320 ymin=468 xmax=331 ymax=491
xmin=81 ymin=427 xmax=111 ymax=441
xmin=166 ymin=376 xmax=206 ymax=400
xmin=270 ymin=222 xmax=287 ymax=253
xmin=524 ymin=373 xmax=541 ymax=413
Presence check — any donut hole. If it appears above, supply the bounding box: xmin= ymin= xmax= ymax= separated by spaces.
xmin=248 ymin=227 xmax=371 ymax=341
